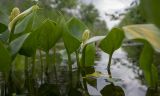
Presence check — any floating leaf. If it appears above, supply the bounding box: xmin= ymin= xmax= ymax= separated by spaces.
xmin=0 ymin=41 xmax=11 ymax=72
xmin=123 ymin=24 xmax=160 ymax=52
xmin=99 ymin=28 xmax=125 ymax=55
xmin=100 ymin=83 xmax=125 ymax=96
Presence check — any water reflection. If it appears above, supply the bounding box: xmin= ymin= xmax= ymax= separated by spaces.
xmin=88 ymin=48 xmax=147 ymax=96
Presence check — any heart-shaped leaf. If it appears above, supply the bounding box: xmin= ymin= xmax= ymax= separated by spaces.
xmin=36 ymin=19 xmax=61 ymax=52
xmin=63 ymin=17 xmax=87 ymax=54
xmin=100 ymin=83 xmax=125 ymax=96
xmin=99 ymin=28 xmax=125 ymax=55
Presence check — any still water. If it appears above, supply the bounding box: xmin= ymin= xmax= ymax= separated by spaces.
xmin=88 ymin=48 xmax=147 ymax=96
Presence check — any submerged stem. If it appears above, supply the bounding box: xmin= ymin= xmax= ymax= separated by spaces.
xmin=67 ymin=51 xmax=72 ymax=86
xmin=107 ymin=53 xmax=113 ymax=78
xmin=53 ymin=47 xmax=58 ymax=85
xmin=39 ymin=50 xmax=43 ymax=84
xmin=75 ymin=51 xmax=81 ymax=81
xmin=45 ymin=51 xmax=50 ymax=82
xmin=31 ymin=53 xmax=36 ymax=78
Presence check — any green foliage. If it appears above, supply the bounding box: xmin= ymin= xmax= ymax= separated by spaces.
xmin=137 ymin=39 xmax=158 ymax=87
xmin=9 ymin=33 xmax=30 ymax=56
xmin=63 ymin=17 xmax=87 ymax=54
xmin=0 ymin=23 xmax=7 ymax=33
xmin=99 ymin=28 xmax=125 ymax=55
xmin=14 ymin=12 xmax=34 ymax=34
xmin=123 ymin=24 xmax=160 ymax=52
xmin=84 ymin=44 xmax=96 ymax=67
xmin=0 ymin=41 xmax=11 ymax=72
xmin=67 ymin=17 xmax=87 ymax=40
xmin=139 ymin=39 xmax=154 ymax=71
xmin=140 ymin=0 xmax=160 ymax=28
xmin=119 ymin=6 xmax=147 ymax=27
xmin=0 ymin=3 xmax=159 ymax=96
xmin=36 ymin=19 xmax=61 ymax=52
xmin=100 ymin=83 xmax=125 ymax=96
xmin=19 ymin=31 xmax=37 ymax=57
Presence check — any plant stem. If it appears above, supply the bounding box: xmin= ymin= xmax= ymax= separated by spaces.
xmin=53 ymin=47 xmax=58 ymax=85
xmin=67 ymin=51 xmax=72 ymax=86
xmin=45 ymin=51 xmax=50 ymax=82
xmin=39 ymin=50 xmax=43 ymax=84
xmin=81 ymin=46 xmax=90 ymax=94
xmin=31 ymin=53 xmax=36 ymax=78
xmin=107 ymin=53 xmax=113 ymax=78
xmin=75 ymin=51 xmax=81 ymax=81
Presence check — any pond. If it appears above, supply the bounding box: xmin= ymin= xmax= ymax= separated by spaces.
xmin=88 ymin=48 xmax=147 ymax=96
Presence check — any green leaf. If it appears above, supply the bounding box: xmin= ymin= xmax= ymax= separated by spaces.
xmin=85 ymin=44 xmax=95 ymax=67
xmin=19 ymin=31 xmax=37 ymax=57
xmin=86 ymin=77 xmax=97 ymax=89
xmin=9 ymin=33 xmax=30 ymax=56
xmin=137 ymin=39 xmax=158 ymax=87
xmin=14 ymin=12 xmax=34 ymax=34
xmin=67 ymin=17 xmax=87 ymax=40
xmin=151 ymin=64 xmax=159 ymax=87
xmin=100 ymin=83 xmax=125 ymax=96
xmin=123 ymin=24 xmax=160 ymax=52
xmin=99 ymin=28 xmax=125 ymax=55
xmin=63 ymin=17 xmax=87 ymax=54
xmin=63 ymin=27 xmax=81 ymax=54
xmin=37 ymin=19 xmax=61 ymax=52
xmin=139 ymin=39 xmax=154 ymax=71
xmin=0 ymin=41 xmax=11 ymax=72
xmin=140 ymin=0 xmax=160 ymax=28
xmin=0 ymin=23 xmax=7 ymax=33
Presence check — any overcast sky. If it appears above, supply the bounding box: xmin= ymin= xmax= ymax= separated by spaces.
xmin=81 ymin=0 xmax=136 ymax=29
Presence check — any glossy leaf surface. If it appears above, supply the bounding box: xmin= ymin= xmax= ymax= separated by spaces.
xmin=99 ymin=28 xmax=125 ymax=55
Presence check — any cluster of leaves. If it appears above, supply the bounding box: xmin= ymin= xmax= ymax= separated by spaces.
xmin=0 ymin=2 xmax=160 ymax=96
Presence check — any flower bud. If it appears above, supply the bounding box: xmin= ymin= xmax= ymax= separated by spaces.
xmin=8 ymin=5 xmax=40 ymax=31
xmin=82 ymin=29 xmax=90 ymax=43
xmin=9 ymin=7 xmax=20 ymax=22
